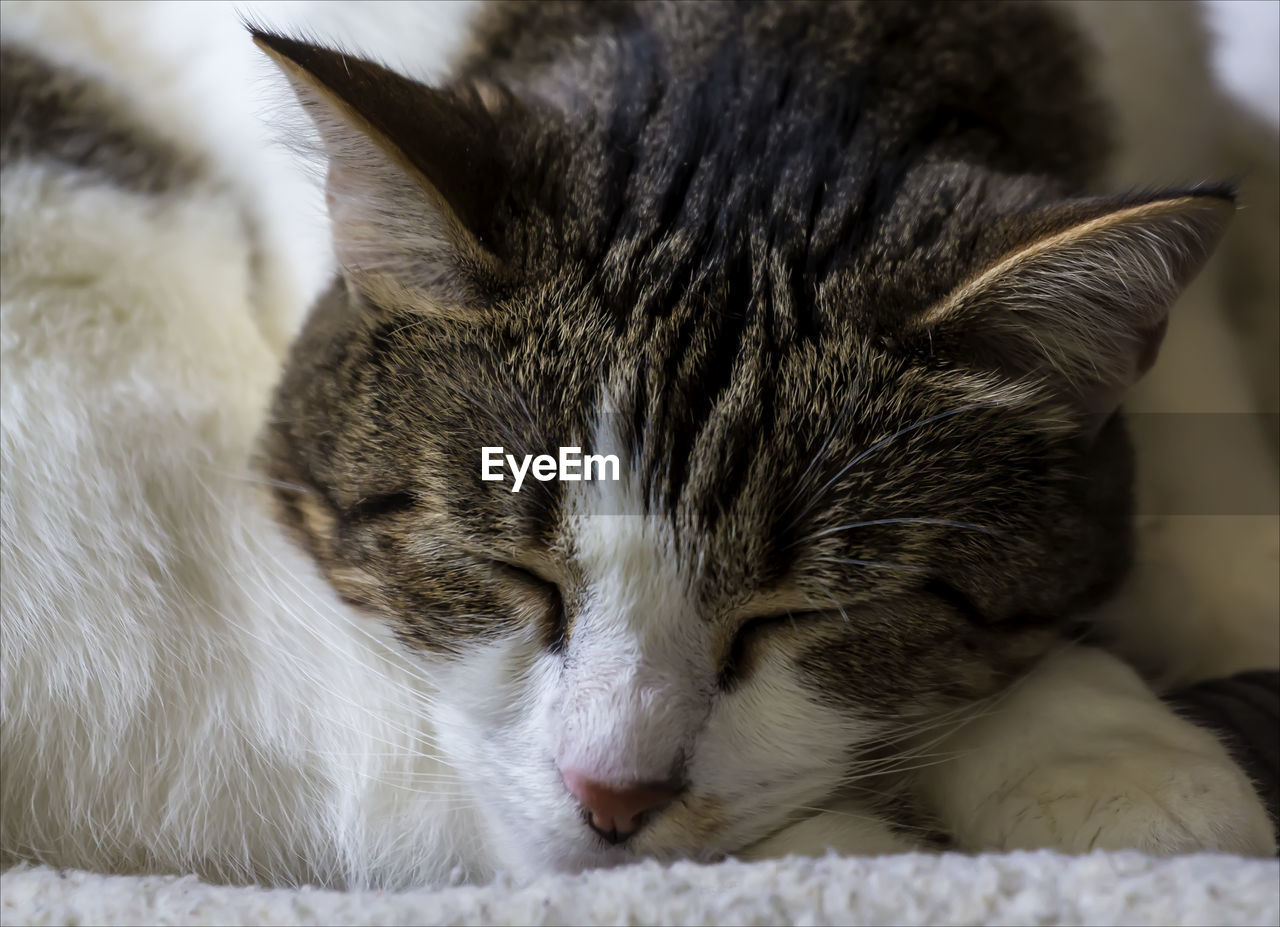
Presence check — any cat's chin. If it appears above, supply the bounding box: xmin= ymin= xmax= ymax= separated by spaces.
xmin=533 ymin=850 xmax=720 ymax=879
xmin=501 ymin=830 xmax=724 ymax=878
xmin=549 ymin=841 xmax=734 ymax=877
xmin=505 ymin=841 xmax=635 ymax=879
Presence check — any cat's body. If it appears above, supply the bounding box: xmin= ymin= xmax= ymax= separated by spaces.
xmin=0 ymin=13 xmax=468 ymax=887
xmin=1 ymin=0 xmax=1275 ymax=890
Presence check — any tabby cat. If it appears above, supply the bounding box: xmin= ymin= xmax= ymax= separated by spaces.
xmin=1 ymin=0 xmax=1273 ymax=889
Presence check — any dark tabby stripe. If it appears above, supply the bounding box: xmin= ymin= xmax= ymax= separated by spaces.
xmin=0 ymin=42 xmax=199 ymax=192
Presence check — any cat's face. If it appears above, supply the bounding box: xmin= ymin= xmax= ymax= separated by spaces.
xmin=254 ymin=27 xmax=1230 ymax=874
xmin=264 ymin=271 xmax=1105 ymax=872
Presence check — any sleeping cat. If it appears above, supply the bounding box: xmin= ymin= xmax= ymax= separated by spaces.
xmin=1 ymin=0 xmax=1274 ymax=890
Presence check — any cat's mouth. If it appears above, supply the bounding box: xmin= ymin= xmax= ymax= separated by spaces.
xmin=576 ymin=791 xmax=735 ymax=866
xmin=505 ymin=782 xmax=737 ymax=875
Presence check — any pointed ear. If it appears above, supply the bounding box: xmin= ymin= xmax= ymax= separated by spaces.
xmin=252 ymin=29 xmax=507 ymax=311
xmin=915 ymin=190 xmax=1234 ymax=419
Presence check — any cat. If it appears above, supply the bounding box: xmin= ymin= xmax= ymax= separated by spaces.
xmin=1 ymin=0 xmax=1274 ymax=891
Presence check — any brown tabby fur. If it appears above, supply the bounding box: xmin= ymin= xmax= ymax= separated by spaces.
xmin=256 ymin=0 xmax=1232 ymax=739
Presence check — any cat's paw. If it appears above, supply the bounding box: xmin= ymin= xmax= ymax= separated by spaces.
xmin=918 ymin=647 xmax=1277 ymax=858
xmin=970 ymin=745 xmax=1276 ymax=856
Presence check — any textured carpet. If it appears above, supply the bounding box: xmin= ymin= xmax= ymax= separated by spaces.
xmin=4 ymin=852 xmax=1278 ymax=927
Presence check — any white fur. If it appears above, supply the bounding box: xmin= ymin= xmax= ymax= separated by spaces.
xmin=0 ymin=0 xmax=489 ymax=889
xmin=915 ymin=646 xmax=1277 ymax=855
xmin=0 ymin=0 xmax=1275 ymax=892
xmin=0 ymin=142 xmax=482 ymax=888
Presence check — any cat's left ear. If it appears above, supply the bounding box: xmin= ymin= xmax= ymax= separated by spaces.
xmin=252 ymin=29 xmax=513 ymax=312
xmin=914 ymin=190 xmax=1233 ymax=420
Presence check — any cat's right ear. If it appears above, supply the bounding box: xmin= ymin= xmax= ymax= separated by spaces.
xmin=252 ymin=30 xmax=507 ymax=312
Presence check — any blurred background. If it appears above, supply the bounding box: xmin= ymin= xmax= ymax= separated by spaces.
xmin=1205 ymin=0 xmax=1279 ymax=130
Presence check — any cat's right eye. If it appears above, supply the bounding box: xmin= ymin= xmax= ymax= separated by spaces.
xmin=347 ymin=490 xmax=417 ymax=521
xmin=490 ymin=561 xmax=568 ymax=652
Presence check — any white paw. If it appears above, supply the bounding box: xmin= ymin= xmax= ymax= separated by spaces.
xmin=971 ymin=747 xmax=1276 ymax=856
xmin=912 ymin=646 xmax=1275 ymax=857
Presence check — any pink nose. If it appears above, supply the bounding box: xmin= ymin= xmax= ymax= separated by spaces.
xmin=560 ymin=769 xmax=681 ymax=843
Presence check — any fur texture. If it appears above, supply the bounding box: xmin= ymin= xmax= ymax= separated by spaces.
xmin=0 ymin=0 xmax=1275 ymax=891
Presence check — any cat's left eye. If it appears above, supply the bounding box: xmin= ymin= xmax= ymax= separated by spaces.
xmin=721 ymin=610 xmax=825 ymax=687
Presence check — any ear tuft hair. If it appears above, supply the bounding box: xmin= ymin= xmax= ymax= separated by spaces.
xmin=916 ymin=189 xmax=1234 ymax=418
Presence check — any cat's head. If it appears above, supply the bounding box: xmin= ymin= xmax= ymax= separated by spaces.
xmin=253 ymin=28 xmax=1231 ymax=874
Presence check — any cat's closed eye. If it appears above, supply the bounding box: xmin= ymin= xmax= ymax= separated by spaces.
xmin=491 ymin=561 xmax=568 ymax=651
xmin=921 ymin=577 xmax=989 ymax=626
xmin=722 ymin=609 xmax=833 ymax=687
xmin=347 ymin=490 xmax=417 ymax=521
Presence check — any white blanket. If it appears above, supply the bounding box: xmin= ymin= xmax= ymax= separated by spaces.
xmin=4 ymin=852 xmax=1278 ymax=926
